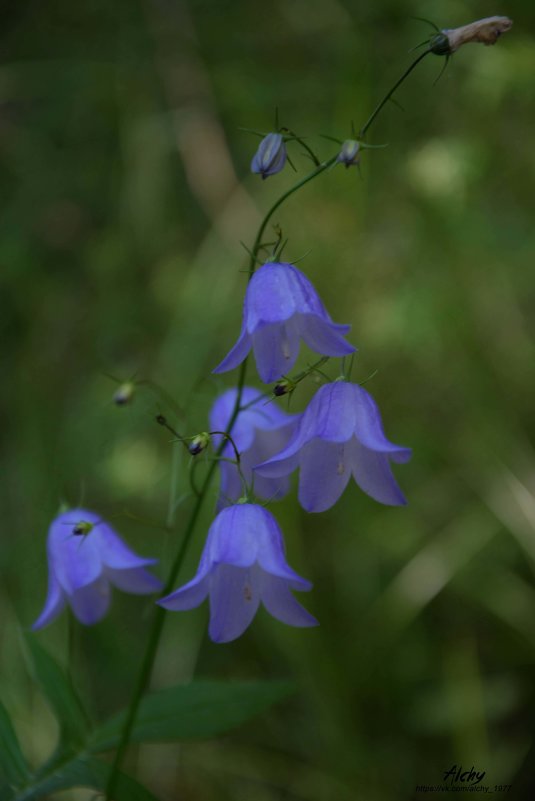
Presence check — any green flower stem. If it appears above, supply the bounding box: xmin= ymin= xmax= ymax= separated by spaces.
xmin=247 ymin=155 xmax=339 ymax=277
xmin=359 ymin=50 xmax=430 ymax=138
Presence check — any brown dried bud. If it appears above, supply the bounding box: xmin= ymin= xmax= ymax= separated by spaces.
xmin=441 ymin=16 xmax=512 ymax=54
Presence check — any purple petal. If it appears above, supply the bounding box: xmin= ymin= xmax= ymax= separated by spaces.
xmin=299 ymin=382 xmax=358 ymax=443
xmin=246 ymin=264 xmax=300 ymax=328
xmin=352 ymin=385 xmax=412 ymax=460
xmin=106 ymin=566 xmax=162 ymax=594
xmin=252 ymin=318 xmax=300 ymax=383
xmin=298 ymin=438 xmax=352 ymax=512
xmin=254 ymin=448 xmax=301 ymax=479
xmin=213 ymin=327 xmax=251 ymax=375
xmin=158 ymin=572 xmax=210 ymax=611
xmin=32 ymin=572 xmax=66 ymax=631
xmin=254 ymin=507 xmax=312 ymax=589
xmin=70 ymin=578 xmax=111 ymax=625
xmin=299 ymin=314 xmax=355 ymax=357
xmin=50 ymin=528 xmax=102 ymax=593
xmin=260 ymin=575 xmax=318 ymax=628
xmin=208 ymin=564 xmax=261 ymax=643
xmin=95 ymin=525 xmax=158 ymax=571
xmin=349 ymin=437 xmax=407 ymax=505
xmin=207 ymin=505 xmax=260 ymax=567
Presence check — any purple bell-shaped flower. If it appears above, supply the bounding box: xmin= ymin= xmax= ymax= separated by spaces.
xmin=255 ymin=381 xmax=412 ymax=513
xmin=158 ymin=503 xmax=317 ymax=643
xmin=32 ymin=509 xmax=162 ymax=629
xmin=213 ymin=262 xmax=355 ymax=383
xmin=210 ymin=387 xmax=300 ymax=508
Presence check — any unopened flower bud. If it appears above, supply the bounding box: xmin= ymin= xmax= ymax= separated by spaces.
xmin=251 ymin=133 xmax=287 ymax=179
xmin=431 ymin=16 xmax=512 ymax=56
xmin=113 ymin=381 xmax=135 ymax=406
xmin=273 ymin=378 xmax=296 ymax=397
xmin=337 ymin=139 xmax=360 ymax=168
xmin=189 ymin=432 xmax=211 ymax=456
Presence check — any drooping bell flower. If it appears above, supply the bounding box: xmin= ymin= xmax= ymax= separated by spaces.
xmin=213 ymin=262 xmax=355 ymax=383
xmin=251 ymin=132 xmax=287 ymax=179
xmin=210 ymin=387 xmax=300 ymax=508
xmin=32 ymin=509 xmax=162 ymax=629
xmin=158 ymin=503 xmax=317 ymax=643
xmin=255 ymin=381 xmax=411 ymax=513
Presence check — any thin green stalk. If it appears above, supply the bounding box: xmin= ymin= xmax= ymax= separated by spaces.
xmin=359 ymin=49 xmax=431 ymax=137
xmin=248 ymin=155 xmax=339 ymax=275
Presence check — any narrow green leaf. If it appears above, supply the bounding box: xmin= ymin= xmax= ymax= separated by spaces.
xmin=12 ymin=755 xmax=158 ymax=801
xmin=24 ymin=635 xmax=90 ymax=748
xmin=91 ymin=680 xmax=294 ymax=752
xmin=0 ymin=701 xmax=30 ymax=788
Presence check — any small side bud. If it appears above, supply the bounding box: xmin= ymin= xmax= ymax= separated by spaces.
xmin=189 ymin=432 xmax=211 ymax=456
xmin=337 ymin=139 xmax=360 ymax=168
xmin=273 ymin=378 xmax=296 ymax=397
xmin=156 ymin=414 xmax=167 ymax=426
xmin=251 ymin=132 xmax=287 ymax=179
xmin=113 ymin=381 xmax=135 ymax=406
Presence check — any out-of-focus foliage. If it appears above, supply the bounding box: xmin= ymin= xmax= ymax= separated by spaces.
xmin=1 ymin=0 xmax=535 ymax=799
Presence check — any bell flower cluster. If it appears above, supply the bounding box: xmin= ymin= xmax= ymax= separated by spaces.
xmin=33 ymin=145 xmax=411 ymax=646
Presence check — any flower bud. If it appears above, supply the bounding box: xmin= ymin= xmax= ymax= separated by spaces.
xmin=113 ymin=381 xmax=135 ymax=406
xmin=273 ymin=378 xmax=296 ymax=397
xmin=337 ymin=139 xmax=360 ymax=168
xmin=189 ymin=432 xmax=211 ymax=456
xmin=251 ymin=133 xmax=287 ymax=179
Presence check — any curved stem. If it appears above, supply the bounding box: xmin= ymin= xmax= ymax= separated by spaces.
xmin=359 ymin=50 xmax=430 ymax=138
xmin=248 ymin=155 xmax=339 ymax=275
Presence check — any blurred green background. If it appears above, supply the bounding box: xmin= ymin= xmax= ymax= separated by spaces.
xmin=2 ymin=0 xmax=535 ymax=799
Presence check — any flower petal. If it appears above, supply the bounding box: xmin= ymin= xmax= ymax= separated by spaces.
xmin=352 ymin=385 xmax=412 ymax=460
xmin=299 ymin=314 xmax=355 ymax=358
xmin=208 ymin=564 xmax=261 ymax=643
xmin=246 ymin=263 xmax=299 ymax=327
xmin=95 ymin=524 xmax=158 ymax=571
xmin=32 ymin=572 xmax=66 ymax=631
xmin=50 ymin=528 xmax=102 ymax=593
xmin=260 ymin=575 xmax=318 ymax=628
xmin=349 ymin=437 xmax=407 ymax=505
xmin=299 ymin=382 xmax=358 ymax=443
xmin=254 ymin=507 xmax=312 ymax=589
xmin=298 ymin=438 xmax=352 ymax=512
xmin=252 ymin=319 xmax=300 ymax=383
xmin=106 ymin=566 xmax=163 ymax=594
xmin=208 ymin=505 xmax=260 ymax=567
xmin=70 ymin=578 xmax=111 ymax=625
xmin=158 ymin=572 xmax=210 ymax=611
xmin=213 ymin=327 xmax=252 ymax=375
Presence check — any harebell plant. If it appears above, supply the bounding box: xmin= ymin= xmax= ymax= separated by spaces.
xmin=13 ymin=17 xmax=512 ymax=801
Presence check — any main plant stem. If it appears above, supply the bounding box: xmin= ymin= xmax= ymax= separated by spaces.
xmin=105 ymin=50 xmax=430 ymax=799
